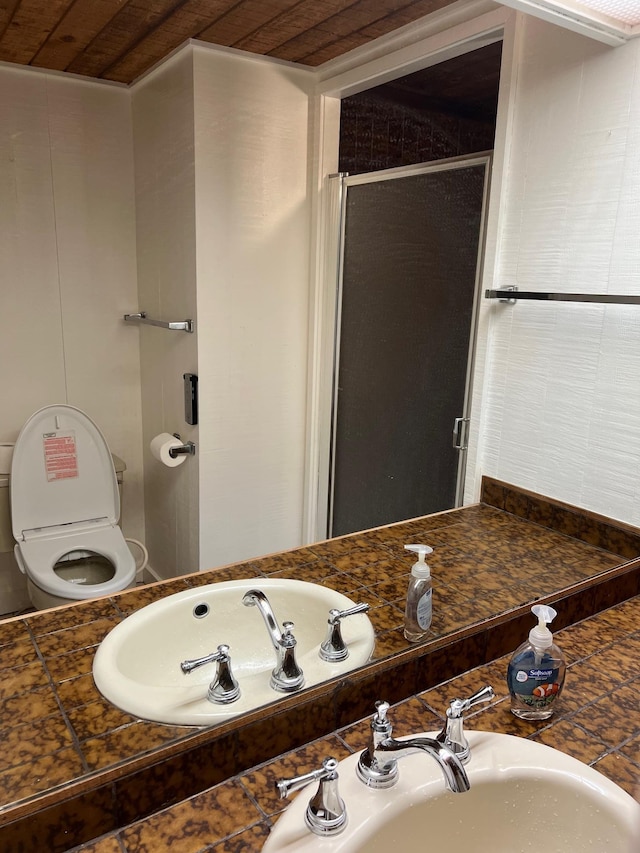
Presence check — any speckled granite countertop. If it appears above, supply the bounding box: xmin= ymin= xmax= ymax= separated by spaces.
xmin=64 ymin=593 xmax=640 ymax=852
xmin=0 ymin=478 xmax=639 ymax=851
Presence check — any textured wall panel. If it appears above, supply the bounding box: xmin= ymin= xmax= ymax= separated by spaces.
xmin=193 ymin=48 xmax=313 ymax=568
xmin=132 ymin=51 xmax=199 ymax=578
xmin=0 ymin=69 xmax=66 ymax=436
xmin=0 ymin=66 xmax=144 ymax=542
xmin=478 ymin=17 xmax=640 ymax=525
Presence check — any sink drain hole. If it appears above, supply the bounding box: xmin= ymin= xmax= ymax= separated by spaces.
xmin=193 ymin=603 xmax=210 ymax=618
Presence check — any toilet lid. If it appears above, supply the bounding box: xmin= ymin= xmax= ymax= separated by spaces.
xmin=11 ymin=405 xmax=120 ymax=541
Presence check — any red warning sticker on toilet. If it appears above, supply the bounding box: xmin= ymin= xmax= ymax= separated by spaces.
xmin=43 ymin=431 xmax=79 ymax=482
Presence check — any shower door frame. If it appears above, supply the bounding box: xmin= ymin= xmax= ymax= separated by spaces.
xmin=320 ymin=154 xmax=492 ymax=539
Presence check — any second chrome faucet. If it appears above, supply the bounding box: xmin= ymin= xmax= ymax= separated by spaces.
xmin=357 ymin=700 xmax=470 ymax=793
xmin=242 ymin=589 xmax=305 ymax=692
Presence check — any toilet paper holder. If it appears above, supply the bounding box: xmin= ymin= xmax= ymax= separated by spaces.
xmin=170 ymin=434 xmax=196 ymax=458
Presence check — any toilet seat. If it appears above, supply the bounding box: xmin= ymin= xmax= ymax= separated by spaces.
xmin=14 ymin=523 xmax=135 ymax=600
xmin=10 ymin=405 xmax=135 ymax=600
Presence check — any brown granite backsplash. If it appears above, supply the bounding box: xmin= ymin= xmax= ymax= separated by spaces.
xmin=481 ymin=477 xmax=640 ymax=559
xmin=0 ymin=478 xmax=638 ymax=851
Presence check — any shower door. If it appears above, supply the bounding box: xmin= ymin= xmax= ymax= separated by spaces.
xmin=329 ymin=157 xmax=489 ymax=537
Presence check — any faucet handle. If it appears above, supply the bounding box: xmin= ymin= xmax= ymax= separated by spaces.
xmin=333 ymin=602 xmax=370 ymax=620
xmin=281 ymin=620 xmax=297 ymax=647
xmin=436 ymin=684 xmax=495 ymax=763
xmin=180 ymin=643 xmax=241 ymax=704
xmin=180 ymin=644 xmax=229 ymax=673
xmin=448 ymin=684 xmax=495 ymax=718
xmin=370 ymin=700 xmax=393 ymax=741
xmin=373 ymin=699 xmax=390 ymax=724
xmin=276 ymin=757 xmax=347 ymax=837
xmin=319 ymin=602 xmax=370 ymax=662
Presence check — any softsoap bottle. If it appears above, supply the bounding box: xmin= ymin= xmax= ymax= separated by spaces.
xmin=403 ymin=544 xmax=433 ymax=642
xmin=507 ymin=604 xmax=566 ymax=720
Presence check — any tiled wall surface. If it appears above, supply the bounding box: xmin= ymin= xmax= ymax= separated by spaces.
xmin=65 ymin=594 xmax=640 ymax=852
xmin=0 ymin=481 xmax=638 ymax=850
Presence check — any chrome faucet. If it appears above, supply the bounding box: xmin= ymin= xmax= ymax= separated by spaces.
xmin=357 ymin=701 xmax=470 ymax=793
xmin=435 ymin=684 xmax=495 ymax=763
xmin=242 ymin=589 xmax=305 ymax=692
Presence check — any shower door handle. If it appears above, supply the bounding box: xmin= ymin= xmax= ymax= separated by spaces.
xmin=452 ymin=417 xmax=470 ymax=450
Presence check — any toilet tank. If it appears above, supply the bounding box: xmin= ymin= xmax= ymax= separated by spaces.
xmin=0 ymin=444 xmax=126 ymax=552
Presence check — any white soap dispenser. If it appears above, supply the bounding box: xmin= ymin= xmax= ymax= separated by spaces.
xmin=403 ymin=544 xmax=434 ymax=642
xmin=507 ymin=604 xmax=566 ymax=720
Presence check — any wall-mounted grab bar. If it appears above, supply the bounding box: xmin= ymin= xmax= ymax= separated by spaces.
xmin=124 ymin=312 xmax=194 ymax=332
xmin=485 ymin=289 xmax=640 ymax=306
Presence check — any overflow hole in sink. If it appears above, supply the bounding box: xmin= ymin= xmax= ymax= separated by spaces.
xmin=193 ymin=603 xmax=210 ymax=618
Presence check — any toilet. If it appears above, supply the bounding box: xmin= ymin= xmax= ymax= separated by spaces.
xmin=10 ymin=405 xmax=136 ymax=610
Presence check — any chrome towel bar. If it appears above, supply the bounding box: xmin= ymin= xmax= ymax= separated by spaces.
xmin=485 ymin=289 xmax=640 ymax=305
xmin=124 ymin=312 xmax=194 ymax=332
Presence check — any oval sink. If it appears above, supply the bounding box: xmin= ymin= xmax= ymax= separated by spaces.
xmin=263 ymin=731 xmax=640 ymax=852
xmin=93 ymin=578 xmax=374 ymax=726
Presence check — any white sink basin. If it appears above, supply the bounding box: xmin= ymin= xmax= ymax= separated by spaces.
xmin=93 ymin=578 xmax=374 ymax=726
xmin=263 ymin=731 xmax=640 ymax=853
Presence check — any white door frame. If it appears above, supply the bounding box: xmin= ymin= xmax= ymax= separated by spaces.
xmin=302 ymin=5 xmax=521 ymax=543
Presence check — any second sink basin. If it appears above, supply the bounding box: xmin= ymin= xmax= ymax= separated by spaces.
xmin=264 ymin=730 xmax=640 ymax=852
xmin=93 ymin=577 xmax=375 ymax=726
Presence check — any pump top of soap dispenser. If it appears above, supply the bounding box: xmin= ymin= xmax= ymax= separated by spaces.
xmin=529 ymin=604 xmax=557 ymax=649
xmin=404 ymin=544 xmax=433 ymax=578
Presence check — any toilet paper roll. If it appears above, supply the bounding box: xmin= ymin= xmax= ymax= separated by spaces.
xmin=150 ymin=433 xmax=187 ymax=468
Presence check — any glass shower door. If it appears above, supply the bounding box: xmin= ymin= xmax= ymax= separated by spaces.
xmin=329 ymin=157 xmax=489 ymax=537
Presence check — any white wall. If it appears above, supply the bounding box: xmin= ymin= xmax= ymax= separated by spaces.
xmin=193 ymin=47 xmax=313 ymax=568
xmin=0 ymin=66 xmax=144 ymax=542
xmin=130 ymin=45 xmax=313 ymax=575
xmin=474 ymin=17 xmax=640 ymax=525
xmin=132 ymin=51 xmax=199 ymax=578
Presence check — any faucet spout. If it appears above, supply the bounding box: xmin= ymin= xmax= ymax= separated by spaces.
xmin=242 ymin=589 xmax=282 ymax=650
xmin=242 ymin=588 xmax=305 ymax=692
xmin=368 ymin=737 xmax=470 ymax=793
xmin=356 ymin=701 xmax=470 ymax=793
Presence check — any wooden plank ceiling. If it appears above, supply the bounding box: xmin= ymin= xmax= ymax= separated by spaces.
xmin=0 ymin=0 xmax=465 ymax=85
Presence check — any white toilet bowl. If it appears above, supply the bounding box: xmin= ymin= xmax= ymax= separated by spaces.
xmin=10 ymin=405 xmax=136 ymax=609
